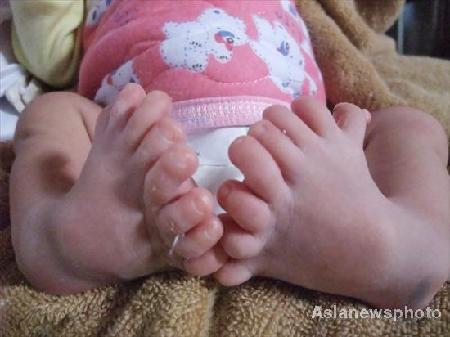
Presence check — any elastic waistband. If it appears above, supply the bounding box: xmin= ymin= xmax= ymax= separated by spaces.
xmin=171 ymin=96 xmax=290 ymax=133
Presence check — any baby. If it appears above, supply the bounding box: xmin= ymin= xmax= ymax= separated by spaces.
xmin=9 ymin=0 xmax=449 ymax=309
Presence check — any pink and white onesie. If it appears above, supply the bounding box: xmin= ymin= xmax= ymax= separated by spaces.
xmin=79 ymin=0 xmax=325 ymax=208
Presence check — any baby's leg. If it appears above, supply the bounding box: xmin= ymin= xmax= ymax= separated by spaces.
xmin=214 ymin=98 xmax=449 ymax=308
xmin=363 ymin=106 xmax=449 ymax=306
xmin=11 ymin=84 xmax=225 ymax=294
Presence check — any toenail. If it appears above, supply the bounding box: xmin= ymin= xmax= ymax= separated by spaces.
xmin=149 ymin=90 xmax=171 ymax=100
xmin=335 ymin=114 xmax=344 ymax=127
xmin=156 ymin=126 xmax=175 ymax=145
xmin=192 ymin=193 xmax=210 ymax=214
xmin=202 ymin=224 xmax=215 ymax=241
xmin=168 ymin=122 xmax=185 ymax=140
xmin=251 ymin=121 xmax=268 ymax=135
xmin=205 ymin=218 xmax=221 ymax=239
xmin=333 ymin=102 xmax=345 ymax=110
xmin=220 ymin=184 xmax=232 ymax=200
xmin=195 ymin=219 xmax=219 ymax=243
xmin=173 ymin=151 xmax=196 ymax=170
xmin=333 ymin=102 xmax=353 ymax=111
xmin=233 ymin=136 xmax=246 ymax=145
xmin=112 ymin=100 xmax=127 ymax=115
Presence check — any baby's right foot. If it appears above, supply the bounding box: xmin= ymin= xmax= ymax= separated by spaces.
xmin=23 ymin=85 xmax=225 ymax=293
xmin=213 ymin=99 xmax=409 ymax=307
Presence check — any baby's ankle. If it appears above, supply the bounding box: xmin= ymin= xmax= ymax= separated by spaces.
xmin=13 ymin=200 xmax=82 ymax=293
xmin=358 ymin=201 xmax=448 ymax=309
xmin=13 ymin=196 xmax=118 ymax=294
xmin=364 ymin=268 xmax=446 ymax=309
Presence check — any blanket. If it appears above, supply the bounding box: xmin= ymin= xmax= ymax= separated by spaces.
xmin=1 ymin=1 xmax=449 ymax=336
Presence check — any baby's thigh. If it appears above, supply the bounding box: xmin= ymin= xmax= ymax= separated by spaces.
xmin=11 ymin=92 xmax=102 ymax=208
xmin=15 ymin=91 xmax=100 ymax=149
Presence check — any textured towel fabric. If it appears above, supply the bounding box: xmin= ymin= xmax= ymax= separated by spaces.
xmin=80 ymin=0 xmax=325 ymax=131
xmin=296 ymin=0 xmax=450 ymax=137
xmin=1 ymin=0 xmax=450 ymax=336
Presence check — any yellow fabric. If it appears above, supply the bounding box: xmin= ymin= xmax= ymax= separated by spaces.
xmin=10 ymin=0 xmax=84 ymax=88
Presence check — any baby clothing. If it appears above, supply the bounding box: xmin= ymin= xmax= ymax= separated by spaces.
xmin=11 ymin=0 xmax=326 ymax=210
xmin=11 ymin=0 xmax=325 ymax=124
xmin=189 ymin=126 xmax=248 ymax=211
xmin=79 ymin=0 xmax=325 ymax=209
xmin=10 ymin=0 xmax=83 ymax=88
xmin=81 ymin=0 xmax=325 ymax=131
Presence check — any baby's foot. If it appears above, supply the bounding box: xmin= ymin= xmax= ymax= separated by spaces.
xmin=215 ymin=98 xmax=396 ymax=304
xmin=45 ymin=84 xmax=224 ymax=292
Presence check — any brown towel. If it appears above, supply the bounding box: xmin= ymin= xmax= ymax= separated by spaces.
xmin=297 ymin=0 xmax=449 ymax=136
xmin=1 ymin=1 xmax=449 ymax=336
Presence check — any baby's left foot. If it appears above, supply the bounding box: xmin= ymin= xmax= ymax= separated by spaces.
xmin=215 ymin=98 xmax=399 ymax=306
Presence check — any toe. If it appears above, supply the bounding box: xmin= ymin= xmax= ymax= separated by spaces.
xmin=248 ymin=119 xmax=303 ymax=182
xmin=156 ymin=188 xmax=214 ymax=244
xmin=174 ymin=217 xmax=223 ymax=259
xmin=333 ymin=103 xmax=370 ymax=146
xmin=214 ymin=259 xmax=254 ymax=286
xmin=228 ymin=136 xmax=289 ymax=204
xmin=121 ymin=90 xmax=172 ymax=149
xmin=220 ymin=214 xmax=266 ymax=259
xmin=184 ymin=244 xmax=228 ymax=276
xmin=218 ymin=181 xmax=273 ymax=234
xmin=131 ymin=117 xmax=186 ymax=170
xmin=291 ymin=96 xmax=336 ymax=137
xmin=263 ymin=105 xmax=316 ymax=148
xmin=105 ymin=83 xmax=146 ymax=132
xmin=144 ymin=144 xmax=198 ymax=208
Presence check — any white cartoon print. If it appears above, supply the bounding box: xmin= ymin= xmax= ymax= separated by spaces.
xmin=95 ymin=60 xmax=140 ymax=105
xmin=250 ymin=16 xmax=317 ymax=98
xmin=280 ymin=0 xmax=314 ymax=59
xmin=280 ymin=0 xmax=301 ymax=22
xmin=282 ymin=3 xmax=323 ymax=87
xmin=160 ymin=8 xmax=248 ymax=72
xmin=86 ymin=0 xmax=114 ymax=26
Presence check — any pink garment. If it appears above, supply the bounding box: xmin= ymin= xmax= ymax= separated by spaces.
xmin=79 ymin=0 xmax=325 ymax=132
